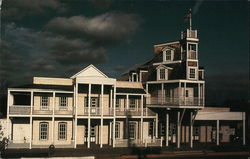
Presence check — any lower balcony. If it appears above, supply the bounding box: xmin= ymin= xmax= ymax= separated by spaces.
xmin=115 ymin=138 xmax=163 ymax=147
xmin=146 ymin=97 xmax=204 ymax=107
xmin=9 ymin=106 xmax=31 ymax=115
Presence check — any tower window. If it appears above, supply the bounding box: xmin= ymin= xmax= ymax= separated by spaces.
xmin=189 ymin=68 xmax=196 ymax=79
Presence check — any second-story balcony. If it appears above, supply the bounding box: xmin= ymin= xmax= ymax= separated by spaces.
xmin=9 ymin=105 xmax=31 ymax=115
xmin=146 ymin=97 xmax=204 ymax=107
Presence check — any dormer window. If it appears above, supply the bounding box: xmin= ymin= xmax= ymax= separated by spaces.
xmin=159 ymin=69 xmax=166 ymax=80
xmin=157 ymin=65 xmax=172 ymax=81
xmin=163 ymin=50 xmax=174 ymax=61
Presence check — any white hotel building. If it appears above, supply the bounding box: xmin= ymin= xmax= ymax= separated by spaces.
xmin=6 ymin=28 xmax=246 ymax=149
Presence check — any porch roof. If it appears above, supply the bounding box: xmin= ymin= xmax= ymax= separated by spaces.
xmin=10 ymin=84 xmax=73 ymax=91
xmin=116 ymin=88 xmax=146 ymax=94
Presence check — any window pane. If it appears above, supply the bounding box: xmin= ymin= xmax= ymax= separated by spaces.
xmin=41 ymin=96 xmax=49 ymax=110
xmin=129 ymin=123 xmax=136 ymax=139
xmin=115 ymin=122 xmax=120 ymax=138
xmin=189 ymin=68 xmax=196 ymax=79
xmin=129 ymin=99 xmax=136 ymax=109
xmin=40 ymin=122 xmax=48 ymax=140
xmin=58 ymin=122 xmax=67 ymax=140
xmin=159 ymin=69 xmax=166 ymax=80
xmin=59 ymin=96 xmax=67 ymax=108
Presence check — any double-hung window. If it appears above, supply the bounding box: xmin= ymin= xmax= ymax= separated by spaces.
xmin=58 ymin=122 xmax=67 ymax=140
xmin=189 ymin=68 xmax=196 ymax=79
xmin=129 ymin=99 xmax=136 ymax=109
xmin=165 ymin=50 xmax=172 ymax=61
xmin=115 ymin=98 xmax=120 ymax=108
xmin=129 ymin=123 xmax=136 ymax=139
xmin=115 ymin=122 xmax=120 ymax=138
xmin=59 ymin=96 xmax=67 ymax=109
xmin=41 ymin=96 xmax=49 ymax=110
xmin=159 ymin=69 xmax=166 ymax=80
xmin=39 ymin=122 xmax=48 ymax=140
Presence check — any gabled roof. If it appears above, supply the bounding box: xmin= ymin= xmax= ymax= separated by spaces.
xmin=161 ymin=46 xmax=175 ymax=52
xmin=71 ymin=64 xmax=108 ymax=79
xmin=156 ymin=64 xmax=173 ymax=70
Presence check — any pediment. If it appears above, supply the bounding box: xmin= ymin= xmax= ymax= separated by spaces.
xmin=71 ymin=64 xmax=108 ymax=79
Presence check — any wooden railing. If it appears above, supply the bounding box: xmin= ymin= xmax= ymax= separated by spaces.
xmin=9 ymin=106 xmax=31 ymax=115
xmin=146 ymin=97 xmax=204 ymax=106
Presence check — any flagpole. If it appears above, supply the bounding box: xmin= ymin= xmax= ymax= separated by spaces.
xmin=189 ymin=8 xmax=192 ymax=30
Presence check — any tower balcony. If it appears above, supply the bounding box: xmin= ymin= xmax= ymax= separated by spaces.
xmin=146 ymin=97 xmax=204 ymax=108
xmin=181 ymin=29 xmax=198 ymax=39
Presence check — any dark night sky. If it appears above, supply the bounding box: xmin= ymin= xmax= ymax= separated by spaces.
xmin=0 ymin=0 xmax=249 ymax=106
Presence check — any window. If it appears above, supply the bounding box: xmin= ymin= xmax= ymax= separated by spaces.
xmin=115 ymin=99 xmax=120 ymax=108
xmin=59 ymin=96 xmax=67 ymax=109
xmin=39 ymin=122 xmax=48 ymax=140
xmin=185 ymin=90 xmax=189 ymax=97
xmin=165 ymin=50 xmax=172 ymax=61
xmin=148 ymin=121 xmax=154 ymax=136
xmin=115 ymin=122 xmax=120 ymax=138
xmin=85 ymin=97 xmax=99 ymax=107
xmin=129 ymin=99 xmax=136 ymax=109
xmin=85 ymin=126 xmax=95 ymax=137
xmin=189 ymin=68 xmax=196 ymax=79
xmin=41 ymin=96 xmax=49 ymax=110
xmin=193 ymin=127 xmax=200 ymax=141
xmin=188 ymin=51 xmax=197 ymax=59
xmin=159 ymin=69 xmax=166 ymax=80
xmin=129 ymin=123 xmax=136 ymax=139
xmin=58 ymin=122 xmax=67 ymax=140
xmin=188 ymin=44 xmax=197 ymax=51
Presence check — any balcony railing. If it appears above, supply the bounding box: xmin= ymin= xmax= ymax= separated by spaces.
xmin=146 ymin=97 xmax=204 ymax=107
xmin=181 ymin=29 xmax=197 ymax=39
xmin=33 ymin=107 xmax=53 ymax=115
xmin=115 ymin=138 xmax=163 ymax=147
xmin=9 ymin=106 xmax=31 ymax=115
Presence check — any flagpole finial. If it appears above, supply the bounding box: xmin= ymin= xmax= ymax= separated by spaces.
xmin=189 ymin=8 xmax=192 ymax=30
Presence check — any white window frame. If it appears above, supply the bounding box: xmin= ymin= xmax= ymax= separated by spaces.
xmin=163 ymin=50 xmax=174 ymax=62
xmin=39 ymin=122 xmax=49 ymax=140
xmin=188 ymin=67 xmax=197 ymax=80
xmin=40 ymin=96 xmax=49 ymax=110
xmin=115 ymin=98 xmax=120 ymax=108
xmin=157 ymin=68 xmax=168 ymax=81
xmin=85 ymin=97 xmax=99 ymax=107
xmin=129 ymin=122 xmax=136 ymax=139
xmin=129 ymin=98 xmax=136 ymax=109
xmin=187 ymin=42 xmax=198 ymax=60
xmin=58 ymin=122 xmax=67 ymax=140
xmin=59 ymin=96 xmax=67 ymax=109
xmin=115 ymin=122 xmax=120 ymax=139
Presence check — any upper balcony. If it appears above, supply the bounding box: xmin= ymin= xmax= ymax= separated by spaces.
xmin=181 ymin=29 xmax=198 ymax=39
xmin=146 ymin=97 xmax=204 ymax=108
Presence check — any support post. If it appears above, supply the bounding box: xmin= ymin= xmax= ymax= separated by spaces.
xmin=74 ymin=83 xmax=78 ymax=148
xmin=177 ymin=111 xmax=180 ymax=148
xmin=100 ymin=84 xmax=104 ymax=148
xmin=243 ymin=112 xmax=246 ymax=145
xmin=161 ymin=83 xmax=164 ymax=105
xmin=198 ymin=83 xmax=200 ymax=106
xmin=216 ymin=120 xmax=219 ymax=146
xmin=29 ymin=91 xmax=33 ymax=149
xmin=88 ymin=84 xmax=91 ymax=148
xmin=184 ymin=82 xmax=186 ymax=105
xmin=156 ymin=113 xmax=158 ymax=138
xmin=113 ymin=86 xmax=116 ymax=147
xmin=178 ymin=82 xmax=181 ymax=105
xmin=166 ymin=112 xmax=169 ymax=146
xmin=52 ymin=92 xmax=55 ymax=145
xmin=190 ymin=111 xmax=193 ymax=148
xmin=140 ymin=95 xmax=143 ymax=142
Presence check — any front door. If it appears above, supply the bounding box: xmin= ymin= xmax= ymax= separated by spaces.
xmin=84 ymin=126 xmax=96 ymax=143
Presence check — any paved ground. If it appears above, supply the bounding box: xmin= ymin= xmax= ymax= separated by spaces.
xmin=1 ymin=143 xmax=249 ymax=159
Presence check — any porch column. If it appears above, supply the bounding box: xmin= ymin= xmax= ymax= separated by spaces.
xmin=140 ymin=95 xmax=143 ymax=142
xmin=190 ymin=111 xmax=193 ymax=148
xmin=126 ymin=94 xmax=129 ymax=138
xmin=161 ymin=83 xmax=164 ymax=104
xmin=6 ymin=90 xmax=10 ymax=141
xmin=113 ymin=86 xmax=116 ymax=147
xmin=87 ymin=84 xmax=92 ymax=148
xmin=166 ymin=112 xmax=169 ymax=146
xmin=156 ymin=113 xmax=158 ymax=138
xmin=243 ymin=112 xmax=246 ymax=145
xmin=74 ymin=83 xmax=78 ymax=148
xmin=178 ymin=82 xmax=181 ymax=105
xmin=29 ymin=91 xmax=34 ymax=149
xmin=198 ymin=83 xmax=200 ymax=106
xmin=203 ymin=83 xmax=205 ymax=106
xmin=184 ymin=82 xmax=186 ymax=105
xmin=100 ymin=84 xmax=104 ymax=148
xmin=109 ymin=122 xmax=112 ymax=145
xmin=216 ymin=120 xmax=219 ymax=146
xmin=52 ymin=92 xmax=55 ymax=145
xmin=177 ymin=111 xmax=180 ymax=148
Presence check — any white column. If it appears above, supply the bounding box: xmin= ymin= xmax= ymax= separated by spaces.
xmin=156 ymin=113 xmax=158 ymax=138
xmin=112 ymin=86 xmax=116 ymax=147
xmin=109 ymin=122 xmax=112 ymax=145
xmin=140 ymin=95 xmax=143 ymax=142
xmin=190 ymin=111 xmax=193 ymax=148
xmin=177 ymin=111 xmax=180 ymax=148
xmin=126 ymin=94 xmax=129 ymax=138
xmin=203 ymin=83 xmax=205 ymax=106
xmin=110 ymin=89 xmax=113 ymax=108
xmin=88 ymin=84 xmax=91 ymax=148
xmin=29 ymin=91 xmax=33 ymax=149
xmin=100 ymin=84 xmax=104 ymax=148
xmin=216 ymin=120 xmax=219 ymax=146
xmin=166 ymin=112 xmax=169 ymax=146
xmin=243 ymin=112 xmax=246 ymax=145
xmin=52 ymin=92 xmax=55 ymax=145
xmin=74 ymin=83 xmax=78 ymax=148
xmin=161 ymin=83 xmax=164 ymax=105
xmin=178 ymin=82 xmax=181 ymax=105
xmin=198 ymin=83 xmax=200 ymax=106
xmin=6 ymin=90 xmax=10 ymax=141
xmin=184 ymin=82 xmax=186 ymax=106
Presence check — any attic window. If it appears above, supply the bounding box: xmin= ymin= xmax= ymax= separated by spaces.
xmin=159 ymin=69 xmax=165 ymax=80
xmin=157 ymin=68 xmax=168 ymax=80
xmin=163 ymin=50 xmax=173 ymax=61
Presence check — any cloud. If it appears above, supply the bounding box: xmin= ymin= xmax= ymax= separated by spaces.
xmin=30 ymin=59 xmax=56 ymax=72
xmin=89 ymin=0 xmax=113 ymax=10
xmin=45 ymin=12 xmax=141 ymax=44
xmin=2 ymin=0 xmax=66 ymax=20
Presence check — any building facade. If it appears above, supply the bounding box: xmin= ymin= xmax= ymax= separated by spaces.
xmin=6 ymin=28 xmax=246 ymax=149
